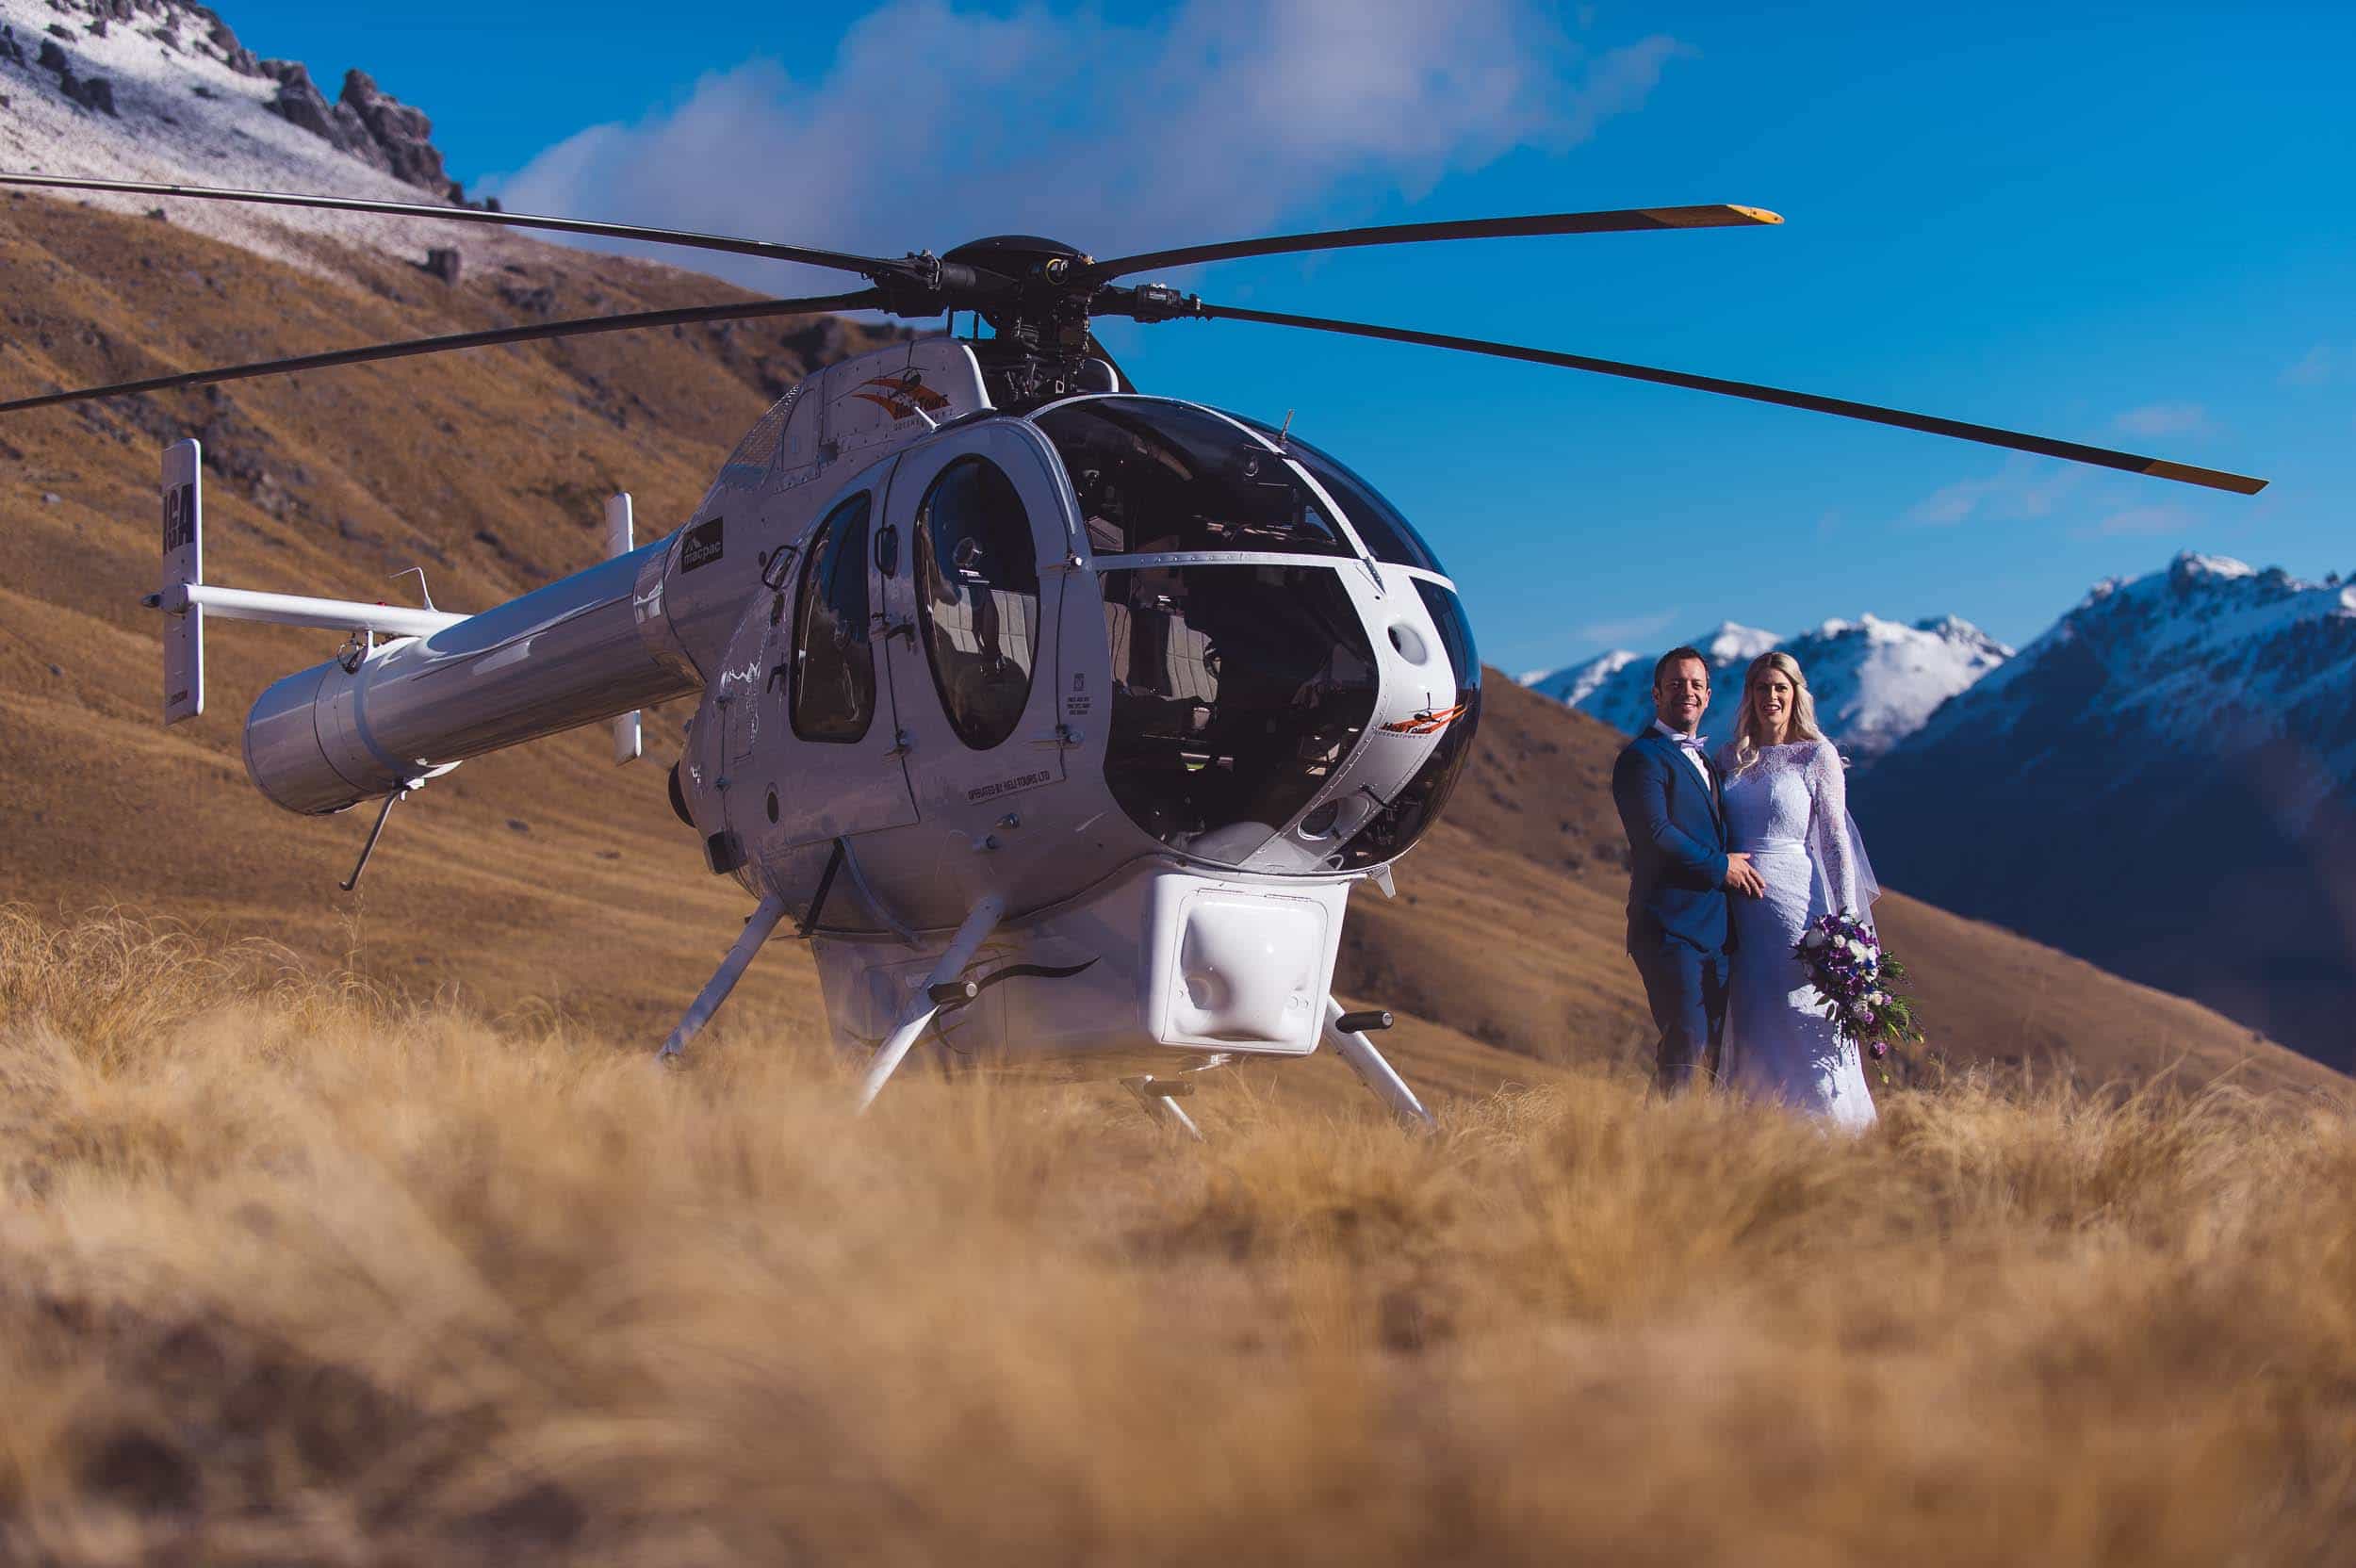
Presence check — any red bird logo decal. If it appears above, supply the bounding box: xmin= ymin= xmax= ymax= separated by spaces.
xmin=849 ymin=371 xmax=952 ymax=420
xmin=1381 ymin=703 xmax=1469 ymax=736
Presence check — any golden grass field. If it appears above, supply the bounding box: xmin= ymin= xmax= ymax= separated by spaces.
xmin=5 ymin=906 xmax=2353 ymax=1566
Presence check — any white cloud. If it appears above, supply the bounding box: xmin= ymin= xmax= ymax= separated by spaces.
xmin=482 ymin=1 xmax=1686 ymax=294
xmin=2095 ymin=504 xmax=2191 ymax=536
xmin=2112 ymin=402 xmax=2209 ymax=438
xmin=1901 ymin=454 xmax=2081 ymax=529
xmin=2283 ymin=345 xmax=2334 ymax=386
xmin=1575 ymin=607 xmax=1678 ymax=645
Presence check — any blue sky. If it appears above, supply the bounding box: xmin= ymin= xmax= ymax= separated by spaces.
xmin=217 ymin=1 xmax=2354 ymax=676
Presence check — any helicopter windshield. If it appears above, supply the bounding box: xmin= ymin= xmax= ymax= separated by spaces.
xmin=1100 ymin=564 xmax=1379 ymax=866
xmin=1032 ymin=398 xmax=1353 ymax=557
xmin=1231 ymin=416 xmax=1448 ymax=575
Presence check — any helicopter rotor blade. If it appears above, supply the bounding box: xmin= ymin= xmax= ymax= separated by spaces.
xmin=1189 ymin=302 xmax=2267 ymax=496
xmin=1073 ymin=204 xmax=1782 ymax=286
xmin=0 ymin=172 xmax=909 ymax=281
xmin=0 ymin=289 xmax=889 ymax=416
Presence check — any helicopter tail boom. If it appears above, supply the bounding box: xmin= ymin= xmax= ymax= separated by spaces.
xmin=240 ymin=542 xmax=693 ymax=815
xmin=144 ymin=440 xmax=693 ymax=815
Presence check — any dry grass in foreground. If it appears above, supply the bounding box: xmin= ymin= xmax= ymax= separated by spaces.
xmin=2 ymin=908 xmax=2353 ymax=1566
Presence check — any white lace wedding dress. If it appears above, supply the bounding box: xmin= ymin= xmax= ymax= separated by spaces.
xmin=1716 ymin=739 xmax=1879 ymax=1130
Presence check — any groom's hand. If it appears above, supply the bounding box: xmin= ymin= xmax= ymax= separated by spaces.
xmin=1724 ymin=853 xmax=1765 ymax=898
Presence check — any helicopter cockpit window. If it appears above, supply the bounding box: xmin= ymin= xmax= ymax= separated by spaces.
xmin=1234 ymin=417 xmax=1447 ymax=575
xmin=914 ymin=456 xmax=1040 ymax=751
xmin=1100 ymin=564 xmax=1379 ymax=865
xmin=790 ymin=493 xmax=876 ymax=743
xmin=1033 ymin=398 xmax=1352 ymax=557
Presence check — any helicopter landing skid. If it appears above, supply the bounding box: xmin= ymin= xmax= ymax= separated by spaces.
xmin=854 ymin=895 xmax=1007 ymax=1111
xmin=657 ymin=892 xmax=791 ymax=1068
xmin=1324 ymin=999 xmax=1436 ymax=1132
xmin=1121 ymin=1075 xmax=1206 ymax=1142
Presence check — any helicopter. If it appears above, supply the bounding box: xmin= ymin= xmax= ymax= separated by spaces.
xmin=0 ymin=172 xmax=2267 ymax=1135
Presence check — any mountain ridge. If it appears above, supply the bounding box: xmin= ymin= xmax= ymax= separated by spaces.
xmin=1866 ymin=550 xmax=2356 ymax=1068
xmin=1528 ymin=612 xmax=2012 ymax=762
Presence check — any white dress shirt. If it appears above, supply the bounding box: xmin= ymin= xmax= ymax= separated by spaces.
xmin=1650 ymin=719 xmax=1712 ymax=785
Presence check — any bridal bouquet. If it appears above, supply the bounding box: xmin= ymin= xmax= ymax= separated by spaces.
xmin=1794 ymin=912 xmax=1922 ymax=1079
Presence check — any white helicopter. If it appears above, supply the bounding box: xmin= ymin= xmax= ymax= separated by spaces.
xmin=0 ymin=173 xmax=2266 ymax=1135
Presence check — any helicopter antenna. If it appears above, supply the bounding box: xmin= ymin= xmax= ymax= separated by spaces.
xmin=389 ymin=566 xmax=436 ymax=612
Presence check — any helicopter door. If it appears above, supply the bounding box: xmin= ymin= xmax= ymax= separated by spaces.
xmin=758 ymin=484 xmax=921 ymax=849
xmin=874 ymin=422 xmax=1072 ymax=822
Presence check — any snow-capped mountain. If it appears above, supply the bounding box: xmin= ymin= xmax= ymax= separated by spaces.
xmin=0 ymin=0 xmax=522 ymax=275
xmin=1525 ymin=621 xmax=1776 ymax=725
xmin=1525 ymin=614 xmax=2010 ymax=762
xmin=1867 ymin=552 xmax=2356 ymax=1068
xmin=1899 ymin=554 xmax=2356 ymax=829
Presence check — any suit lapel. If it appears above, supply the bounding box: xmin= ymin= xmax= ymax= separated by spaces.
xmin=1648 ymin=729 xmax=1726 ymax=834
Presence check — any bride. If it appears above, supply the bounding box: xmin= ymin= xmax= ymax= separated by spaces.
xmin=1716 ymin=652 xmax=1880 ymax=1129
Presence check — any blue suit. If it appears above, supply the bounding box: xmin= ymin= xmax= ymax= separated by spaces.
xmin=1612 ymin=728 xmax=1735 ymax=1089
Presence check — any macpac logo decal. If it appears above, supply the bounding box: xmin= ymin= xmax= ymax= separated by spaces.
xmin=848 ymin=371 xmax=952 ymax=420
xmin=680 ymin=515 xmax=724 ymax=572
xmin=1381 ymin=703 xmax=1469 ymax=737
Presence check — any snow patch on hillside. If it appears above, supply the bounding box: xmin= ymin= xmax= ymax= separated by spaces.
xmin=0 ymin=0 xmax=524 ymax=276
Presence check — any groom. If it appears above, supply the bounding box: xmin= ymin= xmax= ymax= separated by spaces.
xmin=1610 ymin=648 xmax=1765 ymax=1091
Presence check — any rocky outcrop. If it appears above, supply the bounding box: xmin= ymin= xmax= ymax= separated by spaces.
xmin=337 ymin=71 xmax=461 ymax=201
xmin=256 ymin=58 xmax=466 ymax=202
xmin=6 ymin=4 xmax=474 ymax=201
xmin=25 ymin=33 xmax=119 ymax=116
xmin=260 ymin=58 xmax=351 ymax=145
xmin=183 ymin=4 xmax=265 ymax=75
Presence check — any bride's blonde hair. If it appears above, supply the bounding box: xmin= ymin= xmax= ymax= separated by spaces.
xmin=1730 ymin=650 xmax=1825 ymax=776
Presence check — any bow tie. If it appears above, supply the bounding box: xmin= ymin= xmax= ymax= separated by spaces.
xmin=1671 ymin=732 xmax=1708 ymax=753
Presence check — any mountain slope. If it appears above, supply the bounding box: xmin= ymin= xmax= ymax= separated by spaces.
xmin=1530 ymin=613 xmax=2011 ymax=762
xmin=1867 ymin=553 xmax=2356 ymax=1070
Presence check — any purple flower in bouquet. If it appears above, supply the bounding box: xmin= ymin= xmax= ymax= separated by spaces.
xmin=1792 ymin=911 xmax=1922 ymax=1080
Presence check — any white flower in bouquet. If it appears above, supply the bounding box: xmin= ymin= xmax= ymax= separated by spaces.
xmin=1803 ymin=929 xmax=1828 ymax=950
xmin=1845 ymin=939 xmax=1868 ymax=958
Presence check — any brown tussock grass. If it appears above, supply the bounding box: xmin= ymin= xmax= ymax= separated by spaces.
xmin=1 ymin=908 xmax=2352 ymax=1565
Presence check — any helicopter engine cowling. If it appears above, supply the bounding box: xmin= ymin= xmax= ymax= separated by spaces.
xmin=244 ymin=545 xmax=694 ymax=813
